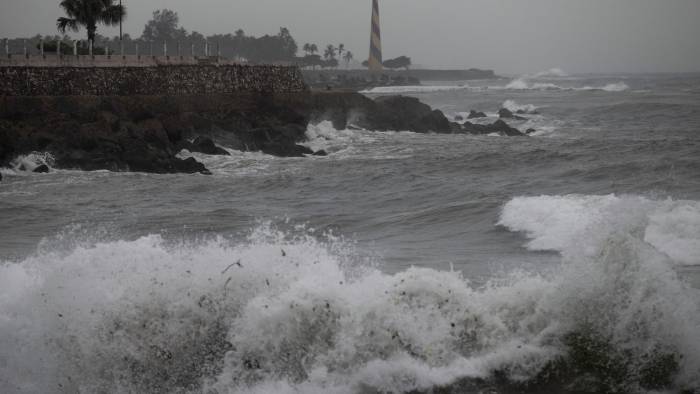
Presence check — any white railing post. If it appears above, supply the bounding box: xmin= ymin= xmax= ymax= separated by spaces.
xmin=120 ymin=40 xmax=124 ymax=56
xmin=177 ymin=41 xmax=181 ymax=57
xmin=191 ymin=42 xmax=195 ymax=57
xmin=23 ymin=39 xmax=27 ymax=57
xmin=135 ymin=42 xmax=139 ymax=57
xmin=163 ymin=41 xmax=167 ymax=57
xmin=4 ymin=39 xmax=8 ymax=57
xmin=73 ymin=40 xmax=77 ymax=56
xmin=205 ymin=40 xmax=209 ymax=57
xmin=39 ymin=38 xmax=44 ymax=56
xmin=89 ymin=40 xmax=93 ymax=56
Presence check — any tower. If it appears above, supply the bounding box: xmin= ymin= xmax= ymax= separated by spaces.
xmin=368 ymin=0 xmax=383 ymax=72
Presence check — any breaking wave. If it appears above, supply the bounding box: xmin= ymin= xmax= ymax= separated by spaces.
xmin=360 ymin=85 xmax=472 ymax=94
xmin=7 ymin=151 xmax=55 ymax=173
xmin=1 ymin=194 xmax=699 ymax=393
xmin=502 ymin=100 xmax=539 ymax=114
xmin=499 ymin=194 xmax=700 ymax=266
xmin=530 ymin=68 xmax=569 ymax=78
xmin=503 ymin=79 xmax=629 ymax=92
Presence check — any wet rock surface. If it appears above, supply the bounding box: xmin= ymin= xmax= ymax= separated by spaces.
xmin=0 ymin=92 xmax=527 ymax=174
xmin=468 ymin=110 xmax=488 ymax=119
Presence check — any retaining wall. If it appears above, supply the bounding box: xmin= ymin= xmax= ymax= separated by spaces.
xmin=0 ymin=64 xmax=307 ymax=96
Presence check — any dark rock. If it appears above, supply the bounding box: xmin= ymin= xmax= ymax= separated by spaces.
xmin=369 ymin=96 xmax=452 ymax=133
xmin=498 ymin=108 xmax=526 ymax=120
xmin=526 ymin=128 xmax=537 ymax=134
xmin=33 ymin=164 xmax=50 ymax=173
xmin=454 ymin=115 xmax=464 ymax=121
xmin=312 ymin=150 xmax=328 ymax=156
xmin=462 ymin=119 xmax=526 ymax=137
xmin=189 ymin=136 xmax=230 ymax=156
xmin=173 ymin=157 xmax=210 ymax=175
xmin=467 ymin=110 xmax=488 ymax=119
xmin=498 ymin=108 xmax=514 ymax=118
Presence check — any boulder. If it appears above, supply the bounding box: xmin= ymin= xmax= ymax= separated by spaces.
xmin=526 ymin=128 xmax=537 ymax=134
xmin=498 ymin=108 xmax=526 ymax=120
xmin=189 ymin=136 xmax=230 ymax=156
xmin=462 ymin=119 xmax=526 ymax=137
xmin=454 ymin=115 xmax=464 ymax=121
xmin=467 ymin=110 xmax=488 ymax=119
xmin=173 ymin=157 xmax=211 ymax=175
xmin=33 ymin=164 xmax=50 ymax=173
xmin=312 ymin=150 xmax=328 ymax=156
xmin=368 ymin=96 xmax=453 ymax=133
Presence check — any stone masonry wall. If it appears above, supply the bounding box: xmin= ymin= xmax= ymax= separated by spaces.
xmin=0 ymin=64 xmax=307 ymax=96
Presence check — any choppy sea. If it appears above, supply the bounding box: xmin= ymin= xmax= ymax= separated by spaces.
xmin=1 ymin=69 xmax=699 ymax=393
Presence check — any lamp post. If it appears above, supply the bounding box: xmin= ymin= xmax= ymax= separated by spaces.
xmin=119 ymin=0 xmax=123 ymax=42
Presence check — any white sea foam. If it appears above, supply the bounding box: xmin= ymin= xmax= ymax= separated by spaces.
xmin=360 ymin=85 xmax=471 ymax=94
xmin=502 ymin=99 xmax=539 ymax=114
xmin=8 ymin=151 xmax=55 ymax=173
xmin=579 ymin=82 xmax=630 ymax=92
xmin=530 ymin=68 xmax=569 ymax=78
xmin=499 ymin=194 xmax=700 ymax=265
xmin=500 ymin=79 xmax=629 ymax=92
xmin=1 ymin=199 xmax=699 ymax=393
xmin=303 ymin=121 xmax=378 ymax=154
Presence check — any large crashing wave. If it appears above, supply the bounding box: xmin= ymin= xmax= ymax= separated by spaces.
xmin=1 ymin=196 xmax=699 ymax=393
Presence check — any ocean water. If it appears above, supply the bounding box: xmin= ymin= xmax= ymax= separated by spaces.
xmin=1 ymin=72 xmax=699 ymax=393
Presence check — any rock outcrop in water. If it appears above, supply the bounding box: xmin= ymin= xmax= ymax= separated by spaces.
xmin=304 ymin=92 xmax=526 ymax=136
xmin=498 ymin=108 xmax=526 ymax=120
xmin=0 ymin=92 xmax=526 ymax=174
xmin=468 ymin=110 xmax=488 ymax=119
xmin=0 ymin=94 xmax=319 ymax=174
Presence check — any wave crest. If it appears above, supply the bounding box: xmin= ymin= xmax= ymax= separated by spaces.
xmin=1 ymin=208 xmax=698 ymax=393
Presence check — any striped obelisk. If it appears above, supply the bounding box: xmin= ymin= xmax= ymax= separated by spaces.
xmin=368 ymin=0 xmax=383 ymax=72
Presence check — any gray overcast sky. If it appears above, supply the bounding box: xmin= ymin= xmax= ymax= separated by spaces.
xmin=1 ymin=0 xmax=699 ymax=74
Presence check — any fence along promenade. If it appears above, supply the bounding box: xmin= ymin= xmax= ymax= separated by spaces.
xmin=0 ymin=37 xmax=250 ymax=67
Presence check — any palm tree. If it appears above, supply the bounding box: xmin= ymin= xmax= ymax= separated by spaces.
xmin=303 ymin=43 xmax=311 ymax=55
xmin=57 ymin=0 xmax=125 ymax=46
xmin=323 ymin=44 xmax=336 ymax=60
xmin=343 ymin=51 xmax=354 ymax=69
xmin=309 ymin=44 xmax=318 ymax=55
xmin=337 ymin=43 xmax=345 ymax=60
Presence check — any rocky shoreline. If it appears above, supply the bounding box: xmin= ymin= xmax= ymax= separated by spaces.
xmin=0 ymin=92 xmax=528 ymax=175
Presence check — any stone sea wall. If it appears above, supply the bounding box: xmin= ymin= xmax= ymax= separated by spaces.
xmin=0 ymin=64 xmax=307 ymax=96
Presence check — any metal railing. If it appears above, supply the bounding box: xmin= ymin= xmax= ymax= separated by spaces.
xmin=0 ymin=38 xmax=243 ymax=67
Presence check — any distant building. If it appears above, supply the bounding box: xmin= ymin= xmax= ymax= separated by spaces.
xmin=368 ymin=0 xmax=383 ymax=72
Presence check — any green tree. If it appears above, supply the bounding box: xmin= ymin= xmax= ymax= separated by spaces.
xmin=343 ymin=51 xmax=354 ymax=69
xmin=277 ymin=27 xmax=298 ymax=59
xmin=383 ymin=56 xmax=412 ymax=70
xmin=323 ymin=44 xmax=336 ymax=60
xmin=56 ymin=0 xmax=125 ymax=44
xmin=142 ymin=9 xmax=187 ymax=41
xmin=337 ymin=43 xmax=345 ymax=60
xmin=309 ymin=43 xmax=318 ymax=55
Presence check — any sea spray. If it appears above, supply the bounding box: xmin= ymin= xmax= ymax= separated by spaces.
xmin=1 ymin=202 xmax=698 ymax=393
